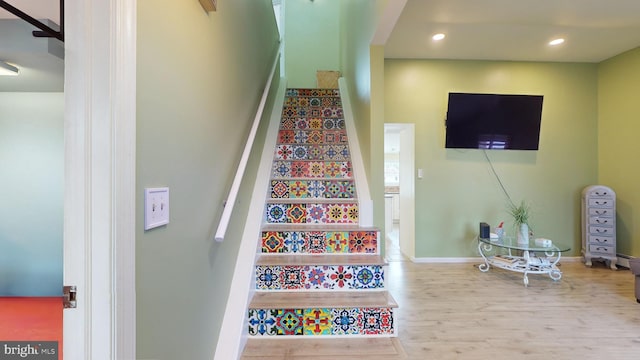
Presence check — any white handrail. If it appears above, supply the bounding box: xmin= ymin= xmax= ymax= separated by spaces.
xmin=214 ymin=48 xmax=280 ymax=242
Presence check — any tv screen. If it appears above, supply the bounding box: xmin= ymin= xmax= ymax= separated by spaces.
xmin=445 ymin=92 xmax=544 ymax=150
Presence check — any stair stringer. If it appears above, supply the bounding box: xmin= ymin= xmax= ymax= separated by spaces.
xmin=213 ymin=79 xmax=287 ymax=360
xmin=338 ymin=78 xmax=373 ymax=227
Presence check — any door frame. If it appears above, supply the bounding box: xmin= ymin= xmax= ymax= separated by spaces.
xmin=64 ymin=1 xmax=136 ymax=359
xmin=383 ymin=123 xmax=415 ymax=259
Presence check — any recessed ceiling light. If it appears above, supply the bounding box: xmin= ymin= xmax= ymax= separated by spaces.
xmin=0 ymin=61 xmax=20 ymax=76
xmin=432 ymin=33 xmax=446 ymax=41
xmin=549 ymin=38 xmax=565 ymax=46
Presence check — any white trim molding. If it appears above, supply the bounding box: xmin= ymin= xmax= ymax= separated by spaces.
xmin=64 ymin=0 xmax=136 ymax=359
xmin=213 ymin=80 xmax=287 ymax=360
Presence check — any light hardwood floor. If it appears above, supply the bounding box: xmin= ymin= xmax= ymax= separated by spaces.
xmin=242 ymin=235 xmax=640 ymax=359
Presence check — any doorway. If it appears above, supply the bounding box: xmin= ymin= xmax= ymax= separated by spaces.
xmin=384 ymin=123 xmax=415 ymax=261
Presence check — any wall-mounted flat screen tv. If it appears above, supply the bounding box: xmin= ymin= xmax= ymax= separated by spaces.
xmin=445 ymin=92 xmax=544 ymax=150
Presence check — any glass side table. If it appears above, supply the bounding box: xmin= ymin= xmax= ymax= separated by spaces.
xmin=477 ymin=236 xmax=571 ymax=286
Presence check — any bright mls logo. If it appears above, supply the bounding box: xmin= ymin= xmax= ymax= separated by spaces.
xmin=0 ymin=342 xmax=57 ymax=359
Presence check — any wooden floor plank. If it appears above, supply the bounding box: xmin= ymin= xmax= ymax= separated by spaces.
xmin=243 ymin=256 xmax=640 ymax=359
xmin=241 ymin=338 xmax=407 ymax=359
xmin=249 ymin=291 xmax=398 ymax=308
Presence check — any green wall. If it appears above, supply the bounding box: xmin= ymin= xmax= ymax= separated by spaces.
xmin=0 ymin=93 xmax=63 ymax=296
xmin=385 ymin=60 xmax=598 ymax=258
xmin=339 ymin=0 xmax=387 ymax=233
xmin=598 ymin=47 xmax=640 ymax=257
xmin=285 ymin=0 xmax=341 ymax=88
xmin=136 ymin=1 xmax=279 ymax=358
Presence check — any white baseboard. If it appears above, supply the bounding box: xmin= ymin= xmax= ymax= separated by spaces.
xmin=410 ymin=256 xmax=585 ymax=264
xmin=410 ymin=257 xmax=479 ymax=263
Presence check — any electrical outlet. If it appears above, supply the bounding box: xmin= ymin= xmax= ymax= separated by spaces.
xmin=144 ymin=187 xmax=169 ymax=230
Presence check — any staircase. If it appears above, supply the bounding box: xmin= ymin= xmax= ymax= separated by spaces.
xmin=244 ymin=88 xmax=397 ymax=346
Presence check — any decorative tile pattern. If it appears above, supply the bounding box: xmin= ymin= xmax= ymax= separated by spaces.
xmin=279 ymin=266 xmax=306 ymax=290
xmin=305 ymin=118 xmax=320 ymax=130
xmin=326 ymin=232 xmax=349 ymax=253
xmin=358 ymin=308 xmax=394 ymax=335
xmin=308 ymin=130 xmax=323 ymax=144
xmin=275 ymin=145 xmax=293 ymax=160
xmin=278 ymin=130 xmax=295 ymax=144
xmin=349 ymin=231 xmax=378 ymax=253
xmin=256 ymin=265 xmax=383 ymax=290
xmin=294 ymin=130 xmax=309 ymax=144
xmin=304 ymin=265 xmax=330 ymax=289
xmin=325 ymin=180 xmax=356 ymax=199
xmin=283 ymin=231 xmax=307 ymax=253
xmin=286 ymin=204 xmax=307 ymax=223
xmin=353 ymin=266 xmax=384 ymax=289
xmin=323 ymin=145 xmax=349 ymax=161
xmin=306 ymin=180 xmax=326 ymax=198
xmin=331 ymin=308 xmax=359 ymax=335
xmin=251 ymin=90 xmax=395 ymax=338
xmin=292 ymin=145 xmax=308 ymax=160
xmin=326 ymin=265 xmax=354 ymax=289
xmin=323 ymin=203 xmax=358 ymax=223
xmin=248 ymin=306 xmax=394 ymax=336
xmin=261 ymin=230 xmax=379 ymax=254
xmin=289 ymin=181 xmax=308 ymax=199
xmin=307 ymin=145 xmax=323 ymax=160
xmin=256 ymin=266 xmax=282 ymax=290
xmin=266 ymin=204 xmax=288 ymax=223
xmin=307 ymin=231 xmax=326 ymax=253
xmin=261 ymin=231 xmax=285 ymax=253
xmin=248 ymin=309 xmax=277 ymax=336
xmin=290 ymin=162 xmax=308 ymax=178
xmin=303 ymin=308 xmax=332 ymax=335
xmin=271 ymin=161 xmax=291 ymax=178
xmin=308 ymin=162 xmax=324 ymax=178
xmin=270 ymin=180 xmax=289 ymax=198
xmin=276 ymin=309 xmax=304 ymax=335
xmin=280 ymin=118 xmax=296 ymax=130
xmin=309 ymin=97 xmax=322 ymax=107
xmin=306 ymin=204 xmax=325 ymax=224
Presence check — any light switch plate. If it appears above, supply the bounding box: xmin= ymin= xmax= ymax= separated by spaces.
xmin=144 ymin=187 xmax=169 ymax=230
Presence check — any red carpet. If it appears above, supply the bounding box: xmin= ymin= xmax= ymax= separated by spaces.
xmin=0 ymin=297 xmax=63 ymax=359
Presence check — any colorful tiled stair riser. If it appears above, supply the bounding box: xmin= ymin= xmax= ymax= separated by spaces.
xmin=250 ymin=89 xmax=395 ymax=337
xmin=255 ymin=265 xmax=384 ymax=290
xmin=248 ymin=307 xmax=394 ymax=336
xmin=261 ymin=230 xmax=378 ymax=254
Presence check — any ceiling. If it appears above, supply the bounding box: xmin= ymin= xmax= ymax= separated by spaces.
xmin=0 ymin=0 xmax=62 ymax=92
xmin=3 ymin=0 xmax=640 ymax=93
xmin=384 ymin=0 xmax=640 ymax=62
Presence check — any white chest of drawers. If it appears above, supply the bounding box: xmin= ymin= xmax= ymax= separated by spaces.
xmin=582 ymin=185 xmax=617 ymax=270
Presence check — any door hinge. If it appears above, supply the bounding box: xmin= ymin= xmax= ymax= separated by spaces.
xmin=63 ymin=285 xmax=77 ymax=308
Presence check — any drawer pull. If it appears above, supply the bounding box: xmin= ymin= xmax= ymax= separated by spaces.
xmin=595 ymin=219 xmax=609 ymax=224
xmin=594 ymin=191 xmax=608 ymax=196
xmin=595 ymin=228 xmax=609 ymax=233
xmin=595 ymin=201 xmax=609 ymax=206
xmin=596 ymin=238 xmax=608 ymax=243
xmin=595 ymin=210 xmax=608 ymax=215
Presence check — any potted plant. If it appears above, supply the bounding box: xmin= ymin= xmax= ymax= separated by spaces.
xmin=508 ymin=200 xmax=531 ymax=244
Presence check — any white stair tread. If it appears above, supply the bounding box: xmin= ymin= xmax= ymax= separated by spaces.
xmin=241 ymin=338 xmax=406 ymax=359
xmin=265 ymin=198 xmax=357 ymax=204
xmin=256 ymin=254 xmax=387 ymax=266
xmin=249 ymin=291 xmax=398 ymax=309
xmin=261 ymin=224 xmax=379 ymax=232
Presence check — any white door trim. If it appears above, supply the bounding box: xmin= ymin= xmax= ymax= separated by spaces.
xmin=64 ymin=1 xmax=136 ymax=359
xmin=398 ymin=124 xmax=415 ymax=259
